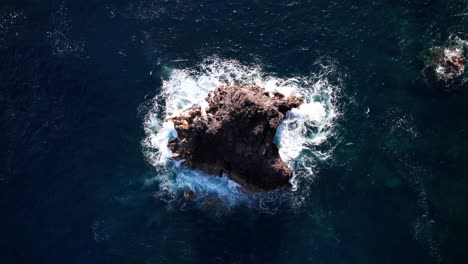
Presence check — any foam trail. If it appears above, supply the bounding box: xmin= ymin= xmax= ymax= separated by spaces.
xmin=142 ymin=58 xmax=340 ymax=210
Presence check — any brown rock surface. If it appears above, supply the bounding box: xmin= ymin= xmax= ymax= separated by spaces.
xmin=168 ymin=85 xmax=303 ymax=191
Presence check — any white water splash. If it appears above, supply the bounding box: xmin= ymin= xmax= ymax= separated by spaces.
xmin=435 ymin=46 xmax=465 ymax=80
xmin=275 ymin=79 xmax=337 ymax=163
xmin=142 ymin=58 xmax=340 ymax=210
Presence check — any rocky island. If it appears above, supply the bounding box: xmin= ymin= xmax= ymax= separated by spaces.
xmin=168 ymin=85 xmax=303 ymax=191
xmin=426 ymin=45 xmax=467 ymax=80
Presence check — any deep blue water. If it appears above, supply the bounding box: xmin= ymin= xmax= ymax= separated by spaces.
xmin=2 ymin=0 xmax=468 ymax=263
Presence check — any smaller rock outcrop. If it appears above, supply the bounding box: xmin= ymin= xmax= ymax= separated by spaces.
xmin=168 ymin=85 xmax=303 ymax=191
xmin=428 ymin=46 xmax=467 ymax=80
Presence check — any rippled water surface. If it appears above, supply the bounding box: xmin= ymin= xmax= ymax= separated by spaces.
xmin=2 ymin=0 xmax=468 ymax=263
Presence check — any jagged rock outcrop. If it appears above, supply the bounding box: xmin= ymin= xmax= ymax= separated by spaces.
xmin=168 ymin=85 xmax=303 ymax=191
xmin=426 ymin=45 xmax=467 ymax=80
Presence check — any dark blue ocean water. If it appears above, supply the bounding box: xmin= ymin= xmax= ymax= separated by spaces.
xmin=2 ymin=0 xmax=468 ymax=263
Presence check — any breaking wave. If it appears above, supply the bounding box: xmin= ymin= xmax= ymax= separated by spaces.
xmin=142 ymin=58 xmax=341 ymax=212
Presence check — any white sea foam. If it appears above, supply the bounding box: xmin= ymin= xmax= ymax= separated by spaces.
xmin=142 ymin=58 xmax=340 ymax=210
xmin=431 ymin=35 xmax=468 ymax=82
xmin=435 ymin=46 xmax=465 ymax=79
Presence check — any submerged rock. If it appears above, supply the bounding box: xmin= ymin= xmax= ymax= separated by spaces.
xmin=168 ymin=85 xmax=304 ymax=191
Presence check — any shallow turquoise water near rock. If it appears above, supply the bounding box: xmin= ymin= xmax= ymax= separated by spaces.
xmin=1 ymin=0 xmax=468 ymax=263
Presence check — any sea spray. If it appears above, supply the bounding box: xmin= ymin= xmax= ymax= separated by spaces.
xmin=142 ymin=58 xmax=341 ymax=211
